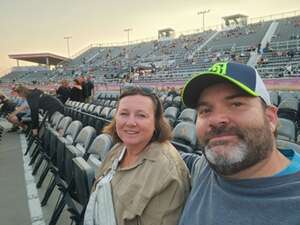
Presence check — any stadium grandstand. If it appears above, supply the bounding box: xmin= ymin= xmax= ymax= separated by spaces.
xmin=1 ymin=9 xmax=300 ymax=225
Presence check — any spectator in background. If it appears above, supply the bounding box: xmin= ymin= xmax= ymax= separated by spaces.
xmin=257 ymin=43 xmax=261 ymax=53
xmin=168 ymin=86 xmax=179 ymax=98
xmin=85 ymin=75 xmax=95 ymax=103
xmin=1 ymin=89 xmax=31 ymax=132
xmin=6 ymin=99 xmax=31 ymax=132
xmin=179 ymin=62 xmax=300 ymax=225
xmin=79 ymin=75 xmax=88 ymax=102
xmin=0 ymin=91 xmax=17 ymax=116
xmin=70 ymin=78 xmax=84 ymax=102
xmin=56 ymin=79 xmax=71 ymax=104
xmin=15 ymin=85 xmax=64 ymax=136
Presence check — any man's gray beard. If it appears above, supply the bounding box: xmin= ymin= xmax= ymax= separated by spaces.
xmin=204 ymin=141 xmax=250 ymax=176
xmin=202 ymin=121 xmax=274 ymax=176
xmin=205 ymin=141 xmax=248 ymax=167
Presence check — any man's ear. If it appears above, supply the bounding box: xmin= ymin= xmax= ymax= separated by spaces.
xmin=265 ymin=105 xmax=278 ymax=133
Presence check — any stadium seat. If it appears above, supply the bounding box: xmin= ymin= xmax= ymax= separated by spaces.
xmin=163 ymin=95 xmax=174 ymax=109
xmin=277 ymin=139 xmax=300 ymax=154
xmin=277 ymin=118 xmax=296 ymax=142
xmin=107 ymin=108 xmax=116 ymax=121
xmin=176 ymin=108 xmax=197 ymax=124
xmin=278 ymin=97 xmax=299 ymax=124
xmin=35 ymin=116 xmax=73 ymax=188
xmin=172 ymin=121 xmax=198 ymax=153
xmin=172 ymin=96 xmax=182 ymax=108
xmin=70 ymin=134 xmax=113 ymax=223
xmin=164 ymin=106 xmax=179 ymax=128
xmin=40 ymin=120 xmax=82 ymax=206
xmin=31 ymin=112 xmax=65 ymax=175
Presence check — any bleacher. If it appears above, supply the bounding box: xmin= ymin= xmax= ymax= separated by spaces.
xmin=1 ymin=11 xmax=299 ymax=87
xmin=1 ymin=74 xmax=300 ymax=225
xmin=207 ymin=21 xmax=271 ymax=49
xmin=271 ymin=15 xmax=300 ymax=42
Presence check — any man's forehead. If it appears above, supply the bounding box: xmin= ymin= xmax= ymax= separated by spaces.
xmin=197 ymin=82 xmax=254 ymax=103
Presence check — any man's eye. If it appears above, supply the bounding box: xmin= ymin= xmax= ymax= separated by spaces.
xmin=232 ymin=102 xmax=242 ymax=107
xmin=198 ymin=108 xmax=210 ymax=115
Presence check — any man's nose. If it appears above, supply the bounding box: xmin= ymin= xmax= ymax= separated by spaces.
xmin=207 ymin=109 xmax=230 ymax=128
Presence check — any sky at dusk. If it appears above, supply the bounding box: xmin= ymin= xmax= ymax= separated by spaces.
xmin=0 ymin=0 xmax=299 ymax=76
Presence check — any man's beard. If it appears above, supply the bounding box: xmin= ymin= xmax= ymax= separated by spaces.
xmin=201 ymin=118 xmax=274 ymax=176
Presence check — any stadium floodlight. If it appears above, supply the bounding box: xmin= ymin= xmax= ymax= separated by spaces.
xmin=124 ymin=28 xmax=133 ymax=76
xmin=197 ymin=9 xmax=210 ymax=32
xmin=64 ymin=36 xmax=72 ymax=58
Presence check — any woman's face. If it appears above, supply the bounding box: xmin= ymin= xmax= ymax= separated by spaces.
xmin=116 ymin=94 xmax=156 ymax=151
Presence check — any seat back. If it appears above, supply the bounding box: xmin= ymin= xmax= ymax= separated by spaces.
xmin=43 ymin=112 xmax=64 ymax=151
xmin=49 ymin=111 xmax=63 ymax=126
xmin=164 ymin=106 xmax=179 ymax=127
xmin=269 ymin=91 xmax=279 ymax=106
xmin=49 ymin=116 xmax=73 ymax=157
xmin=64 ymin=126 xmax=96 ymax=184
xmin=177 ymin=108 xmax=197 ymax=124
xmin=56 ymin=120 xmax=83 ymax=177
xmin=88 ymin=133 xmax=113 ymax=160
xmin=92 ymin=105 xmax=103 ymax=116
xmin=277 ymin=139 xmax=300 ymax=154
xmin=100 ymin=107 xmax=111 ymax=119
xmin=74 ymin=126 xmax=97 ymax=153
xmin=277 ymin=118 xmax=296 ymax=142
xmin=163 ymin=95 xmax=173 ymax=109
xmin=64 ymin=120 xmax=83 ymax=142
xmin=278 ymin=97 xmax=299 ymax=124
xmin=172 ymin=96 xmax=182 ymax=108
xmin=72 ymin=157 xmax=95 ymax=205
xmin=107 ymin=108 xmax=116 ymax=121
xmin=87 ymin=104 xmax=96 ymax=114
xmin=172 ymin=121 xmax=197 ymax=153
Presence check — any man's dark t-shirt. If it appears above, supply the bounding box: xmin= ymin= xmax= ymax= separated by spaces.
xmin=56 ymin=86 xmax=71 ymax=104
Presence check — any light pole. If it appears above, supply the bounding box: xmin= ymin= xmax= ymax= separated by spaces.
xmin=124 ymin=28 xmax=132 ymax=77
xmin=197 ymin=10 xmax=210 ymax=32
xmin=64 ymin=36 xmax=72 ymax=58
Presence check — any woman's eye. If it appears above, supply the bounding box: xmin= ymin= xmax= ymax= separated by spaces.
xmin=137 ymin=113 xmax=146 ymax=118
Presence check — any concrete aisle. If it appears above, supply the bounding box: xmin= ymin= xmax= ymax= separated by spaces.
xmin=0 ymin=122 xmax=32 ymax=225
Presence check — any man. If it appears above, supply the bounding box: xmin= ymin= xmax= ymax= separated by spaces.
xmin=179 ymin=62 xmax=300 ymax=225
xmin=0 ymin=90 xmax=31 ymax=132
xmin=15 ymin=85 xmax=64 ymax=136
xmin=85 ymin=75 xmax=95 ymax=103
xmin=0 ymin=91 xmax=16 ymax=116
xmin=56 ymin=79 xmax=71 ymax=104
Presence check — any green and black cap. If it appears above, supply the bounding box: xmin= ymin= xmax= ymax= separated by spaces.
xmin=182 ymin=62 xmax=271 ymax=108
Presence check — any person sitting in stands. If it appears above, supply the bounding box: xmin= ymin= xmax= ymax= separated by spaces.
xmin=84 ymin=86 xmax=190 ymax=225
xmin=178 ymin=62 xmax=300 ymax=225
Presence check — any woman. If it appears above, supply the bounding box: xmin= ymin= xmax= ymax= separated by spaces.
xmin=84 ymin=86 xmax=190 ymax=225
xmin=70 ymin=78 xmax=84 ymax=102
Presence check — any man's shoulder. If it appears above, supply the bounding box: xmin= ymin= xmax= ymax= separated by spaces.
xmin=181 ymin=152 xmax=207 ymax=185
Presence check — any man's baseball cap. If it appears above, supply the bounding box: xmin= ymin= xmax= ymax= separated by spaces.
xmin=182 ymin=62 xmax=271 ymax=108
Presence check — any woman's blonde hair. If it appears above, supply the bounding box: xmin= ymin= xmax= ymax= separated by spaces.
xmin=15 ymin=85 xmax=31 ymax=98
